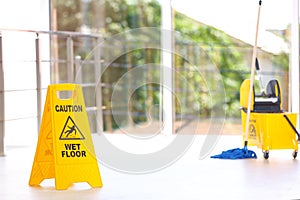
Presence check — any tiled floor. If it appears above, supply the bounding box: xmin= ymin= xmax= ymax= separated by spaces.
xmin=1 ymin=135 xmax=300 ymax=200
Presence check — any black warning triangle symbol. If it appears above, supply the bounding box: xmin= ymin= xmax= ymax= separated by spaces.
xmin=59 ymin=116 xmax=85 ymax=140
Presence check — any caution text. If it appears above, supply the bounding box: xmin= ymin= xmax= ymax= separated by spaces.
xmin=61 ymin=143 xmax=86 ymax=158
xmin=55 ymin=105 xmax=83 ymax=112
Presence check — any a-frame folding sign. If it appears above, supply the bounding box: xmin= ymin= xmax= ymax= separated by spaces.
xmin=29 ymin=84 xmax=103 ymax=190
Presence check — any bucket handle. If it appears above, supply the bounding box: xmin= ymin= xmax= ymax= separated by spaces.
xmin=283 ymin=114 xmax=300 ymax=141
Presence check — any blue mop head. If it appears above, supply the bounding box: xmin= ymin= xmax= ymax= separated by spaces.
xmin=210 ymin=147 xmax=257 ymax=159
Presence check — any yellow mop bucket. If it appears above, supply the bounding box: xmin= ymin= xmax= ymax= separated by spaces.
xmin=240 ymin=79 xmax=299 ymax=159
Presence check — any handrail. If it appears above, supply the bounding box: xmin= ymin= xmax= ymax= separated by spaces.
xmin=0 ymin=28 xmax=103 ymax=38
xmin=0 ymin=28 xmax=289 ymax=153
xmin=0 ymin=28 xmax=104 ymax=155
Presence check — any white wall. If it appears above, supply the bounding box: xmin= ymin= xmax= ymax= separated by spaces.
xmin=0 ymin=0 xmax=50 ymax=146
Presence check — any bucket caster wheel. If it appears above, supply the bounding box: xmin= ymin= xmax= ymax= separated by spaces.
xmin=263 ymin=151 xmax=269 ymax=159
xmin=293 ymin=151 xmax=297 ymax=159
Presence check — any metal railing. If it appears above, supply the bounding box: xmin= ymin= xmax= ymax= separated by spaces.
xmin=0 ymin=28 xmax=104 ymax=155
xmin=0 ymin=28 xmax=289 ymax=156
xmin=0 ymin=33 xmax=4 ymax=156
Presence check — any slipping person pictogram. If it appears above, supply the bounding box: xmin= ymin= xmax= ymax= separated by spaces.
xmin=59 ymin=116 xmax=85 ymax=140
xmin=65 ymin=125 xmax=77 ymax=138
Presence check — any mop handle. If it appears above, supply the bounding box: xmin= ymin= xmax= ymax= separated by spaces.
xmin=244 ymin=0 xmax=262 ymax=146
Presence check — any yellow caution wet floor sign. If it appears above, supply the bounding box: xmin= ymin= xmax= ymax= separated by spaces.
xmin=29 ymin=84 xmax=103 ymax=190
